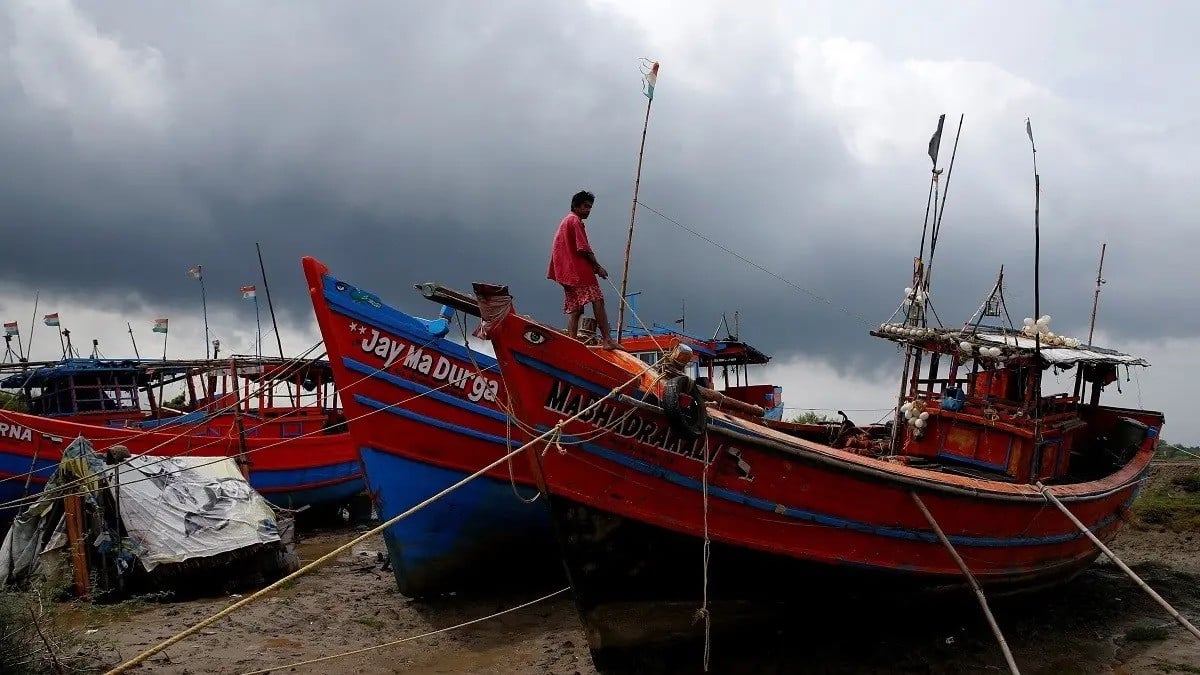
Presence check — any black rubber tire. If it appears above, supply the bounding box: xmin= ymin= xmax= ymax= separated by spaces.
xmin=662 ymin=375 xmax=707 ymax=439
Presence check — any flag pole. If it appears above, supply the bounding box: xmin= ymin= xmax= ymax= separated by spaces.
xmin=617 ymin=59 xmax=659 ymax=342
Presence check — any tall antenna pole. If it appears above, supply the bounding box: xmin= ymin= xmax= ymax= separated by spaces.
xmin=617 ymin=59 xmax=660 ymax=342
xmin=1087 ymin=242 xmax=1107 ymax=345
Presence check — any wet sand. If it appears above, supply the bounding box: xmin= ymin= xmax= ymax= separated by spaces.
xmin=81 ymin=467 xmax=1200 ymax=674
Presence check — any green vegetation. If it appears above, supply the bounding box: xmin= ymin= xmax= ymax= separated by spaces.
xmin=0 ymin=579 xmax=107 ymax=674
xmin=1155 ymin=441 xmax=1200 ymax=460
xmin=788 ymin=411 xmax=837 ymax=425
xmin=1133 ymin=468 xmax=1200 ymax=531
xmin=0 ymin=390 xmax=27 ymax=412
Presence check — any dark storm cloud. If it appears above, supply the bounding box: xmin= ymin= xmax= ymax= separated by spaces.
xmin=0 ymin=0 xmax=1194 ymax=378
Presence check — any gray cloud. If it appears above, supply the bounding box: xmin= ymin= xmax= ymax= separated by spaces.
xmin=0 ymin=1 xmax=1195 ymax=422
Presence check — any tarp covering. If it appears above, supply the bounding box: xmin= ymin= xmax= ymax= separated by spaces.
xmin=113 ymin=455 xmax=279 ymax=571
xmin=0 ymin=437 xmax=106 ymax=586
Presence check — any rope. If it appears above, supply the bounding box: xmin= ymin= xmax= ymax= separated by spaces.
xmin=239 ymin=587 xmax=570 ymax=674
xmin=0 ymin=334 xmax=480 ymax=513
xmin=635 ymin=201 xmax=874 ymax=327
xmin=104 ymin=366 xmax=653 ymax=674
xmin=0 ymin=341 xmax=329 ymax=492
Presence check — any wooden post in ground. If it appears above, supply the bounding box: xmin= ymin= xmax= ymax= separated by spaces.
xmin=63 ymin=492 xmax=90 ymax=598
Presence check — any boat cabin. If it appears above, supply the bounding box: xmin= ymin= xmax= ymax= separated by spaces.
xmin=0 ymin=359 xmax=193 ymax=427
xmin=869 ymin=322 xmax=1159 ymax=484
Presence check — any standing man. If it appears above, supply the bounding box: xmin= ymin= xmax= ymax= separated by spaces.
xmin=547 ymin=190 xmax=621 ymax=349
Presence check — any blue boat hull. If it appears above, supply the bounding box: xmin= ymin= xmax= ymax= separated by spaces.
xmin=359 ymin=446 xmax=559 ymax=597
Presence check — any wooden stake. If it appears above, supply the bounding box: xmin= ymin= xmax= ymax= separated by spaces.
xmin=911 ymin=492 xmax=1020 ymax=675
xmin=1036 ymin=482 xmax=1200 ymax=641
xmin=63 ymin=492 xmax=90 ymax=598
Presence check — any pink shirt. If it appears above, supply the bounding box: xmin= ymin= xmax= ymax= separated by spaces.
xmin=547 ymin=213 xmax=598 ymax=287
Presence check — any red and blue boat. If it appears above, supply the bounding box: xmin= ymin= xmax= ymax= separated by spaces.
xmin=0 ymin=356 xmax=365 ymax=520
xmin=464 ymin=276 xmax=1163 ymax=666
xmin=302 ymin=256 xmax=557 ymax=597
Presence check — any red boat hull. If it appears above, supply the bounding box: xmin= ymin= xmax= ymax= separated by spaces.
xmin=0 ymin=407 xmax=364 ymax=519
xmin=480 ymin=294 xmax=1162 ymax=657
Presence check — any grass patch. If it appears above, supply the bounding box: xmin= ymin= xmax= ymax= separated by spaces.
xmin=1125 ymin=624 xmax=1171 ymax=642
xmin=1133 ymin=470 xmax=1200 ymax=531
xmin=353 ymin=616 xmax=386 ymax=630
xmin=1 ymin=580 xmax=109 ymax=674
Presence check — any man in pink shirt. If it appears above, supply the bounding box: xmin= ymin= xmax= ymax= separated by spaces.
xmin=547 ymin=190 xmax=621 ymax=349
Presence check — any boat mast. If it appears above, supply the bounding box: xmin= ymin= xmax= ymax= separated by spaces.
xmin=1087 ymin=242 xmax=1107 ymax=345
xmin=1026 ymin=118 xmax=1043 ymax=454
xmin=889 ymin=116 xmax=947 ymax=453
xmin=617 ymin=60 xmax=660 ymax=342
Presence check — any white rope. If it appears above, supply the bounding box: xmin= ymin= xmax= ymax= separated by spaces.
xmin=238 ymin=587 xmax=570 ymax=675
xmin=105 ymin=365 xmax=654 ymax=674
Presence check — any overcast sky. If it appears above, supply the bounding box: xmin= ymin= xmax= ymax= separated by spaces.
xmin=1 ymin=1 xmax=1195 ymax=442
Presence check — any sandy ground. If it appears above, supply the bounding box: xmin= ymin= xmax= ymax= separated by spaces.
xmin=75 ymin=465 xmax=1200 ymax=674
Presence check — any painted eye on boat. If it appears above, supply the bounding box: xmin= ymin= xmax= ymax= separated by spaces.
xmin=523 ymin=330 xmax=547 ymax=345
xmin=334 ymin=282 xmax=348 ymax=292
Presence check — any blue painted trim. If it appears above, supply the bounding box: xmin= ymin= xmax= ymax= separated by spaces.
xmin=342 ymin=357 xmax=505 ymax=424
xmin=355 ymin=394 xmax=518 ymax=448
xmin=936 ymin=451 xmax=1011 ymax=473
xmin=536 ymin=424 xmax=1118 ymax=549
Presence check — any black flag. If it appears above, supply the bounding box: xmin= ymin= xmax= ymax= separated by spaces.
xmin=928 ymin=114 xmax=946 ymax=167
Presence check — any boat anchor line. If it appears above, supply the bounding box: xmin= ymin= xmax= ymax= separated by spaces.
xmin=104 ymin=364 xmax=659 ymax=675
xmin=0 ymin=332 xmax=493 ymax=514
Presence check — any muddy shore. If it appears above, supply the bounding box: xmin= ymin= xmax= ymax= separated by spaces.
xmin=68 ymin=464 xmax=1200 ymax=674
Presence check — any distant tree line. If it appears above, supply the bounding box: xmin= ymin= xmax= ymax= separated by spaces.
xmin=1156 ymin=441 xmax=1200 ymax=459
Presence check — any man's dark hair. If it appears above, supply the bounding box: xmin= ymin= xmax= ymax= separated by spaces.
xmin=571 ymin=190 xmax=595 ymax=209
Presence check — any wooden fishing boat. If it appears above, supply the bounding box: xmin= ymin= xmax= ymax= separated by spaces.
xmin=453 ymin=277 xmax=1163 ymax=665
xmin=301 ymin=256 xmax=789 ymax=598
xmin=0 ymin=356 xmax=365 ymax=520
xmin=302 ymin=256 xmax=558 ymax=598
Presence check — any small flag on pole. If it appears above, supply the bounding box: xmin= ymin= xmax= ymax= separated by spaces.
xmin=640 ymin=59 xmax=660 ymax=100
xmin=152 ymin=318 xmax=169 ymax=334
xmin=3 ymin=321 xmax=17 ymax=336
xmin=187 ymin=265 xmax=203 ymax=279
xmin=43 ymin=313 xmax=60 ymax=327
xmin=240 ymin=285 xmax=257 ymax=299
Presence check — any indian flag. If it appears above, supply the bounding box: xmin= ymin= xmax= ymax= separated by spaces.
xmin=152 ymin=318 xmax=169 ymax=334
xmin=187 ymin=265 xmax=203 ymax=279
xmin=641 ymin=59 xmax=660 ymax=100
xmin=240 ymin=285 xmax=257 ymax=299
xmin=3 ymin=321 xmax=17 ymax=336
xmin=43 ymin=313 xmax=60 ymax=327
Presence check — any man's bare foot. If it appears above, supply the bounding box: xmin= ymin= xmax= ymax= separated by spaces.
xmin=600 ymin=339 xmax=626 ymax=351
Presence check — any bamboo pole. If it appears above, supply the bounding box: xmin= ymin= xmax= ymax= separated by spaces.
xmin=1035 ymin=482 xmax=1200 ymax=641
xmin=910 ymin=492 xmax=1020 ymax=675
